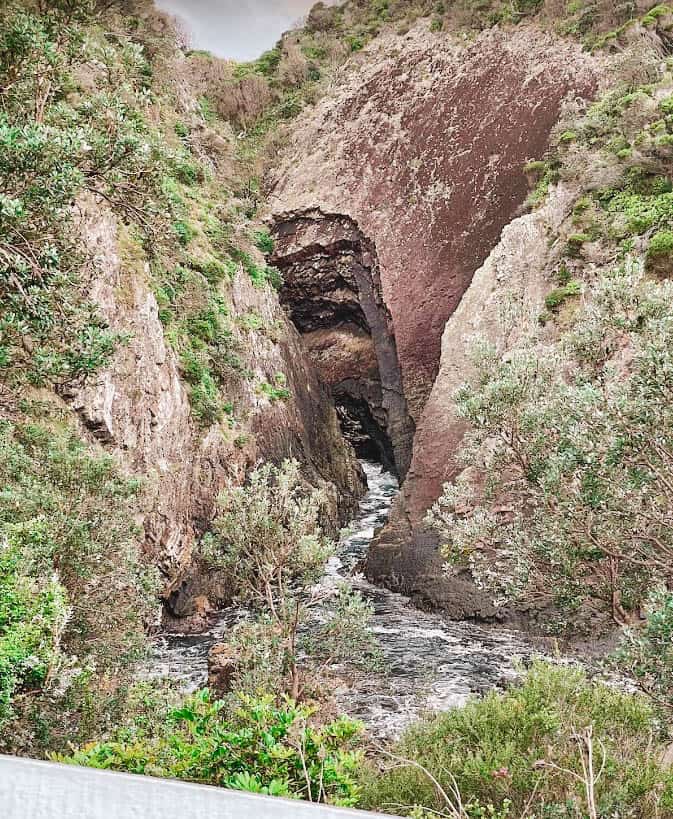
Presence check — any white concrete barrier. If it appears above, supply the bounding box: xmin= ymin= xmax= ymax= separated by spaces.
xmin=0 ymin=755 xmax=399 ymax=819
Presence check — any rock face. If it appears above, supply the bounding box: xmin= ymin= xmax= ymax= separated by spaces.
xmin=269 ymin=23 xmax=600 ymax=616
xmin=368 ymin=183 xmax=580 ymax=617
xmin=272 ymin=211 xmax=415 ymax=478
xmin=270 ymin=24 xmax=598 ymax=421
xmin=70 ymin=196 xmax=364 ymax=607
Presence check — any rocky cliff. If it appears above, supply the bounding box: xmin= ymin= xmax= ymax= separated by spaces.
xmin=269 ymin=20 xmax=601 ymax=616
xmin=69 ymin=194 xmax=364 ymax=614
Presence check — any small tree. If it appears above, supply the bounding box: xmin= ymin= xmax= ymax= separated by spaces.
xmin=428 ymin=263 xmax=673 ymax=626
xmin=203 ymin=460 xmax=376 ymax=700
xmin=205 ymin=460 xmax=313 ymax=697
xmin=205 ymin=459 xmax=332 ymax=615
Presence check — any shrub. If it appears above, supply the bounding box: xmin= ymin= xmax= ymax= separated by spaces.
xmin=0 ymin=1 xmax=179 ymax=390
xmin=565 ymin=233 xmax=592 ymax=257
xmin=616 ymin=590 xmax=673 ymax=719
xmin=646 ymin=229 xmax=673 ymax=274
xmin=359 ymin=663 xmax=673 ymax=818
xmin=429 ymin=263 xmax=673 ymax=625
xmin=202 ymin=461 xmax=376 ymax=699
xmin=257 ymin=378 xmax=291 ymax=402
xmin=0 ymin=417 xmax=157 ymax=748
xmin=59 ymin=691 xmax=364 ymax=806
xmin=544 ymin=279 xmax=581 ymax=311
xmin=172 ymin=219 xmax=197 ymax=246
xmin=0 ymin=536 xmax=69 ymax=727
xmin=253 ymin=229 xmax=274 ymax=255
xmin=203 ymin=459 xmax=331 ymax=596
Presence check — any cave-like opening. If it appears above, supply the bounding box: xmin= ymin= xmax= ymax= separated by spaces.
xmin=271 ymin=211 xmax=415 ymax=480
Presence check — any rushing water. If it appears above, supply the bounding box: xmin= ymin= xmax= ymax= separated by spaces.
xmin=151 ymin=461 xmax=541 ymax=738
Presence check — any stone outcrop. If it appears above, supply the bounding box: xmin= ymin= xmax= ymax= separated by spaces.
xmin=269 ymin=22 xmax=600 ymax=616
xmin=69 ymin=196 xmax=364 ymax=609
xmin=270 ymin=23 xmax=598 ymax=422
xmin=367 ymin=183 xmax=579 ymax=617
xmin=271 ymin=211 xmax=415 ymax=478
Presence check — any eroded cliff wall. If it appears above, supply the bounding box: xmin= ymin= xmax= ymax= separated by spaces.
xmin=69 ymin=195 xmax=364 ymax=610
xmin=269 ymin=21 xmax=601 ymax=615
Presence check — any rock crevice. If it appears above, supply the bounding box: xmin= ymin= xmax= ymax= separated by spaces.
xmin=272 ymin=210 xmax=415 ymax=479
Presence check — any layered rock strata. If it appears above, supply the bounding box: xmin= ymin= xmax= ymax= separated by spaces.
xmin=272 ymin=211 xmax=415 ymax=478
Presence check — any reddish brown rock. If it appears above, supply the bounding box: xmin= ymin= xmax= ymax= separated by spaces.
xmin=368 ymin=183 xmax=580 ymax=617
xmin=270 ymin=24 xmax=598 ymax=421
xmin=270 ymin=23 xmax=600 ymax=616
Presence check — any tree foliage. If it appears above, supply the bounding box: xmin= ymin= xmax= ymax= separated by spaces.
xmin=203 ymin=460 xmax=376 ymax=700
xmin=429 ymin=262 xmax=673 ymax=625
xmin=0 ymin=415 xmax=157 ymax=746
xmin=0 ymin=1 xmax=163 ymax=388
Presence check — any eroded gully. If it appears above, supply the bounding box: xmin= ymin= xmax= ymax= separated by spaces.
xmin=151 ymin=461 xmax=542 ymax=739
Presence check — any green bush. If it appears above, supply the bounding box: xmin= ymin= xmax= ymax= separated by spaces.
xmin=616 ymin=591 xmax=673 ymax=719
xmin=430 ymin=263 xmax=673 ymax=625
xmin=646 ymin=229 xmax=673 ymax=269
xmin=544 ymin=279 xmax=581 ymax=311
xmin=0 ymin=416 xmax=156 ymax=747
xmin=253 ymin=229 xmax=274 ymax=255
xmin=173 ymin=219 xmax=197 ymax=246
xmin=60 ymin=691 xmax=364 ymax=806
xmin=360 ymin=663 xmax=673 ymax=818
xmin=565 ymin=233 xmax=592 ymax=257
xmin=0 ymin=538 xmax=68 ymax=727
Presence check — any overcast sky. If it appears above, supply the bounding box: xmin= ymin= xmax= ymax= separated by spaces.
xmin=155 ymin=0 xmax=321 ymax=61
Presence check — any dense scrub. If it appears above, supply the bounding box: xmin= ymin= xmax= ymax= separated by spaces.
xmin=0 ymin=408 xmax=157 ymax=752
xmin=60 ymin=691 xmax=364 ymax=805
xmin=5 ymin=1 xmax=673 ymax=817
xmin=361 ymin=663 xmax=673 ymax=818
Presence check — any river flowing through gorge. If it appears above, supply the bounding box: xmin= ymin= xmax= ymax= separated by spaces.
xmin=151 ymin=461 xmax=543 ymax=738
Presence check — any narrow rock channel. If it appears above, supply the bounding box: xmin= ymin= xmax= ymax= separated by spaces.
xmin=151 ymin=461 xmax=541 ymax=738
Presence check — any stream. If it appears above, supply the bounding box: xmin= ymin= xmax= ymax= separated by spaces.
xmin=151 ymin=461 xmax=542 ymax=738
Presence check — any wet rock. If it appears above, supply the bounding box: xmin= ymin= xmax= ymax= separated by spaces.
xmin=207 ymin=643 xmax=240 ymax=695
xmin=272 ymin=212 xmax=415 ymax=479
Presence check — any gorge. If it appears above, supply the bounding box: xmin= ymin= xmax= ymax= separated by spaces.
xmin=4 ymin=1 xmax=673 ymax=815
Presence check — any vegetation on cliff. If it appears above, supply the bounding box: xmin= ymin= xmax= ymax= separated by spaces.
xmin=0 ymin=0 xmax=171 ymax=751
xmin=0 ymin=0 xmax=296 ymax=753
xmin=430 ymin=59 xmax=673 ymax=644
xmin=5 ymin=1 xmax=673 ymax=818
